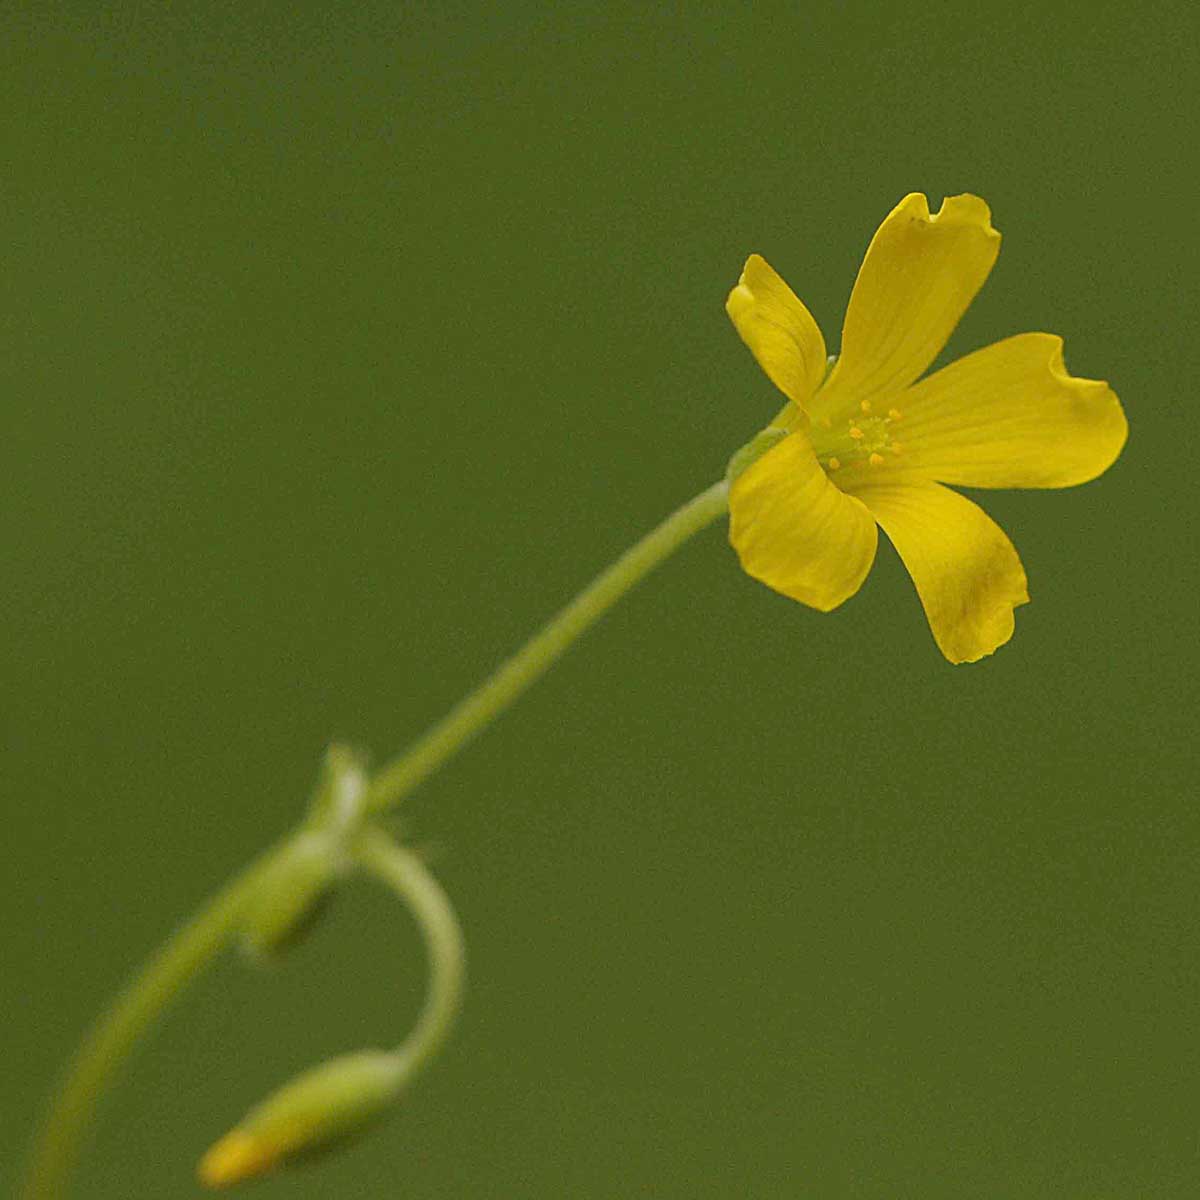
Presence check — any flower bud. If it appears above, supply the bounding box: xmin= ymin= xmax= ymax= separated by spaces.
xmin=198 ymin=1050 xmax=402 ymax=1187
xmin=239 ymin=832 xmax=340 ymax=962
xmin=240 ymin=745 xmax=369 ymax=962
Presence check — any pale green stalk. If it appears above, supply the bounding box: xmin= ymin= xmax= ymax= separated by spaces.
xmin=23 ymin=479 xmax=729 ymax=1198
xmin=20 ymin=840 xmax=292 ymax=1200
xmin=356 ymin=828 xmax=466 ymax=1078
xmin=366 ymin=479 xmax=730 ymax=813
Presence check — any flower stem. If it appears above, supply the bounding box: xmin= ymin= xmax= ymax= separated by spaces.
xmin=23 ymin=477 xmax=729 ymax=1198
xmin=365 ymin=479 xmax=730 ymax=815
xmin=355 ymin=828 xmax=466 ymax=1079
xmin=19 ymin=839 xmax=292 ymax=1200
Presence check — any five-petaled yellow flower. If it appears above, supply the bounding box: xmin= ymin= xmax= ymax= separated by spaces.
xmin=726 ymin=193 xmax=1127 ymax=663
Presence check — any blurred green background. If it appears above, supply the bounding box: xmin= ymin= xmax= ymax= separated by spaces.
xmin=5 ymin=3 xmax=1198 ymax=1197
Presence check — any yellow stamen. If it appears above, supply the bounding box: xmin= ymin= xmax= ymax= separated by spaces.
xmin=860 ymin=399 xmax=872 ymax=414
xmin=199 ymin=1130 xmax=281 ymax=1188
xmin=848 ymin=426 xmax=864 ymax=440
xmin=827 ymin=457 xmax=841 ymax=471
xmin=868 ymin=452 xmax=885 ymax=467
xmin=888 ymin=407 xmax=902 ymax=421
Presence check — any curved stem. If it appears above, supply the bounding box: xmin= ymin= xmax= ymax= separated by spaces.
xmin=25 ymin=477 xmax=728 ymax=1197
xmin=356 ymin=827 xmax=465 ymax=1079
xmin=366 ymin=479 xmax=730 ymax=815
xmin=19 ymin=840 xmax=291 ymax=1200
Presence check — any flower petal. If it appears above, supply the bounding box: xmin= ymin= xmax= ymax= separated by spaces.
xmin=846 ymin=479 xmax=1029 ymax=663
xmin=822 ymin=193 xmax=1001 ymax=408
xmin=890 ymin=333 xmax=1127 ymax=488
xmin=729 ymin=432 xmax=877 ymax=612
xmin=726 ymin=254 xmax=828 ymax=407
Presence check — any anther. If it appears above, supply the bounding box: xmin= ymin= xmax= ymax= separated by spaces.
xmin=888 ymin=408 xmax=902 ymax=421
xmin=827 ymin=457 xmax=841 ymax=471
xmin=860 ymin=399 xmax=873 ymax=414
xmin=849 ymin=426 xmax=864 ymax=440
xmin=868 ymin=452 xmax=885 ymax=467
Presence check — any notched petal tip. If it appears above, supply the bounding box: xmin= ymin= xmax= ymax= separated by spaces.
xmin=887 ymin=191 xmax=1000 ymax=243
xmin=932 ymin=193 xmax=1001 ymax=242
xmin=826 ymin=192 xmax=1003 ymax=404
xmin=1043 ymin=335 xmax=1129 ymax=478
xmin=896 ymin=331 xmax=1128 ymax=490
xmin=945 ymin=582 xmax=1030 ymax=665
xmin=850 ymin=481 xmax=1029 ymax=665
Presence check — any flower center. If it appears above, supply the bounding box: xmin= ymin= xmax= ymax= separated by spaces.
xmin=808 ymin=399 xmax=904 ymax=473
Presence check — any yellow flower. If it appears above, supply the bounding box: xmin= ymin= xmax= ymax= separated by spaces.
xmin=725 ymin=193 xmax=1127 ymax=663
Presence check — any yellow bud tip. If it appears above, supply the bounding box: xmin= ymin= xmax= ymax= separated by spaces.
xmin=199 ymin=1130 xmax=280 ymax=1188
xmin=868 ymin=452 xmax=885 ymax=467
xmin=827 ymin=456 xmax=841 ymax=471
xmin=848 ymin=426 xmax=864 ymax=440
xmin=888 ymin=407 xmax=902 ymax=421
xmin=859 ymin=399 xmax=872 ymax=414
